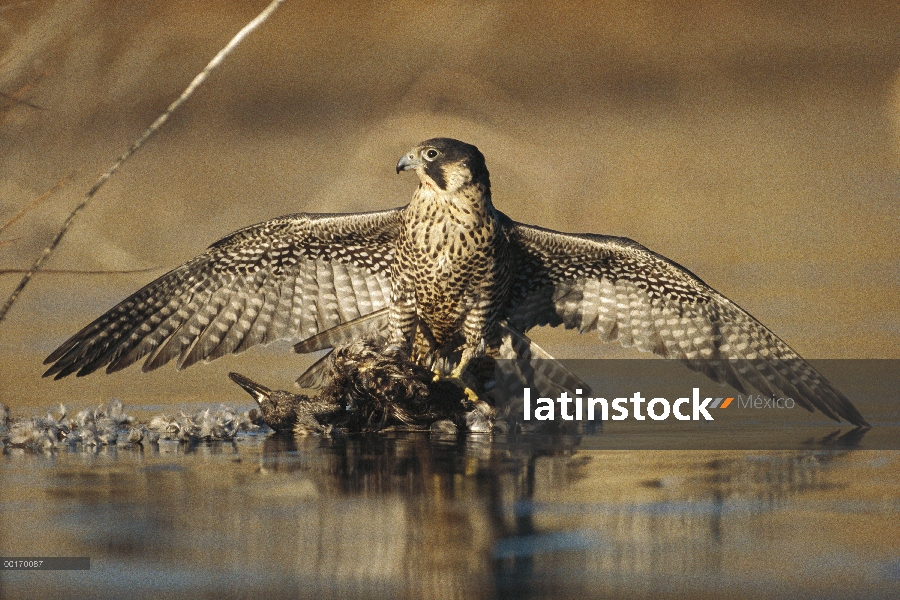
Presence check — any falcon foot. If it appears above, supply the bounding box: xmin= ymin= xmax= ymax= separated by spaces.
xmin=432 ymin=371 xmax=481 ymax=404
xmin=429 ymin=343 xmax=493 ymax=404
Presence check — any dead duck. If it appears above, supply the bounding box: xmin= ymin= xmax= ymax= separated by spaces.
xmin=230 ymin=341 xmax=494 ymax=435
xmin=229 ymin=373 xmax=340 ymax=435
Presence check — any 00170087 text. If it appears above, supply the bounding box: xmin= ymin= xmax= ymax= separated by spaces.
xmin=3 ymin=560 xmax=44 ymax=569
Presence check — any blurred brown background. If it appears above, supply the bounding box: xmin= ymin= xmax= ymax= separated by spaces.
xmin=1 ymin=0 xmax=898 ymax=409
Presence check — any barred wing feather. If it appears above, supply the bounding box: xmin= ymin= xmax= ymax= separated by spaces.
xmin=43 ymin=209 xmax=400 ymax=379
xmin=504 ymin=221 xmax=868 ymax=427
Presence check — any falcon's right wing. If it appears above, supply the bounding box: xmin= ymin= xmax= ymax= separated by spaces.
xmin=502 ymin=219 xmax=869 ymax=427
xmin=44 ymin=209 xmax=401 ymax=379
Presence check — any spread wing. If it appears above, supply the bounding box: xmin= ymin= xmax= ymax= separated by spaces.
xmin=504 ymin=220 xmax=868 ymax=427
xmin=43 ymin=209 xmax=401 ymax=379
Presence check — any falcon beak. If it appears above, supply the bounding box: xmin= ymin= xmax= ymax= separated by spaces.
xmin=396 ymin=152 xmax=421 ymax=174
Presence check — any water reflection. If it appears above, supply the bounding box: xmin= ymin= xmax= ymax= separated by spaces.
xmin=1 ymin=435 xmax=897 ymax=598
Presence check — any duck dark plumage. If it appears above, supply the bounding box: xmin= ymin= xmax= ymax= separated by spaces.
xmin=230 ymin=341 xmax=488 ymax=435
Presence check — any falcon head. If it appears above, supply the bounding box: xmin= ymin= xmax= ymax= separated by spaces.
xmin=396 ymin=138 xmax=490 ymax=193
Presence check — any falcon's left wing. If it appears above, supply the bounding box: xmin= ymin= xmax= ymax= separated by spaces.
xmin=503 ymin=219 xmax=868 ymax=427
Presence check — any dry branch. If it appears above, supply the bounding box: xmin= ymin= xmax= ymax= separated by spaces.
xmin=0 ymin=170 xmax=77 ymax=238
xmin=0 ymin=0 xmax=286 ymax=325
xmin=0 ymin=267 xmax=160 ymax=276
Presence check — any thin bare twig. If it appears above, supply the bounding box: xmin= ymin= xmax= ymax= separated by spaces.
xmin=0 ymin=70 xmax=49 ymax=128
xmin=0 ymin=91 xmax=46 ymax=110
xmin=0 ymin=267 xmax=160 ymax=275
xmin=0 ymin=0 xmax=286 ymax=325
xmin=0 ymin=170 xmax=78 ymax=237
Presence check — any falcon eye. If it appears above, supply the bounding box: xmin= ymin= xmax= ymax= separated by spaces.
xmin=423 ymin=149 xmax=440 ymax=161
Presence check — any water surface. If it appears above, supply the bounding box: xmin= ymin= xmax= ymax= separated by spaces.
xmin=2 ymin=433 xmax=898 ymax=599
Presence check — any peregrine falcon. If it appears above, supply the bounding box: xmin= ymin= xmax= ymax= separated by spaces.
xmin=43 ymin=138 xmax=869 ymax=427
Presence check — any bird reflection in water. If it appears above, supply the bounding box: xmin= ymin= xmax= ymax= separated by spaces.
xmin=249 ymin=433 xmax=863 ymax=599
xmin=1 ymin=404 xmax=881 ymax=598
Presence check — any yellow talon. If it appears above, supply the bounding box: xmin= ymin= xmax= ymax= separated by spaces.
xmin=432 ymin=368 xmax=481 ymax=403
xmin=429 ymin=348 xmax=486 ymax=402
xmin=461 ymin=384 xmax=480 ymax=403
